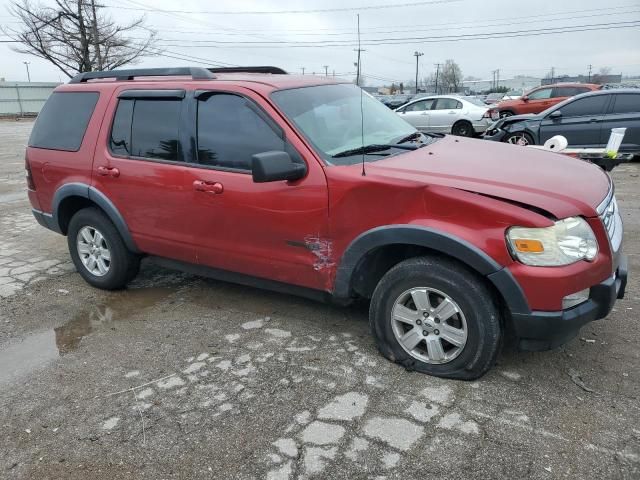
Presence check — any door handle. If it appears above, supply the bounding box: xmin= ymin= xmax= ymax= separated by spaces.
xmin=420 ymin=112 xmax=429 ymax=115
xmin=448 ymin=111 xmax=456 ymax=114
xmin=96 ymin=166 xmax=120 ymax=178
xmin=589 ymin=118 xmax=600 ymax=123
xmin=193 ymin=180 xmax=224 ymax=194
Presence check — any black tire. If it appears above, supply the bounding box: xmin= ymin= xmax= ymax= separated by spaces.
xmin=451 ymin=121 xmax=474 ymax=137
xmin=67 ymin=207 xmax=140 ymax=290
xmin=504 ymin=131 xmax=534 ymax=146
xmin=369 ymin=256 xmax=502 ymax=380
xmin=499 ymin=110 xmax=514 ymax=118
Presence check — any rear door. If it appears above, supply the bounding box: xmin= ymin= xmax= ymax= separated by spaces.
xmin=539 ymin=94 xmax=610 ymax=148
xmin=184 ymin=88 xmax=331 ymax=291
xmin=396 ymin=98 xmax=435 ymax=131
xmin=599 ymin=93 xmax=640 ymax=152
xmin=428 ymin=98 xmax=462 ymax=133
xmin=93 ymin=88 xmax=199 ymax=263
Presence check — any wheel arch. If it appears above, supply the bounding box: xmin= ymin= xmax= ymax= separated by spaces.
xmin=332 ymin=225 xmax=530 ymax=316
xmin=51 ymin=183 xmax=140 ymax=253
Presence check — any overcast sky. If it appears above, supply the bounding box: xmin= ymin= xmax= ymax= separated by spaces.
xmin=1 ymin=0 xmax=639 ymax=84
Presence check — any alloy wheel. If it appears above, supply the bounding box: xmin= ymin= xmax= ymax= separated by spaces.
xmin=391 ymin=287 xmax=468 ymax=364
xmin=76 ymin=226 xmax=111 ymax=277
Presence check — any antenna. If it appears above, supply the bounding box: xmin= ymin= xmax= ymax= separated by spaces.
xmin=357 ymin=14 xmax=366 ymax=177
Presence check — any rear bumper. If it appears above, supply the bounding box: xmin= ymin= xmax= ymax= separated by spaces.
xmin=511 ymin=255 xmax=628 ymax=351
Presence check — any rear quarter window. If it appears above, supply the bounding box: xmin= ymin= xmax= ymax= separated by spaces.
xmin=28 ymin=91 xmax=99 ymax=151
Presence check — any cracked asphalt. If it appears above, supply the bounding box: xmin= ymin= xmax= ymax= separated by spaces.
xmin=1 ymin=119 xmax=639 ymax=479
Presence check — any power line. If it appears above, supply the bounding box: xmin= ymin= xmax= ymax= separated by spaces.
xmin=100 ymin=0 xmax=463 ymax=15
xmin=152 ymin=21 xmax=640 ymax=47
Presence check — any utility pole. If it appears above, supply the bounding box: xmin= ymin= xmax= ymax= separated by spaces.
xmin=588 ymin=64 xmax=592 ymax=82
xmin=23 ymin=61 xmax=31 ymax=82
xmin=434 ymin=63 xmax=441 ymax=94
xmin=414 ymin=51 xmax=424 ymax=94
xmin=301 ymin=67 xmax=305 ymax=75
xmin=496 ymin=69 xmax=500 ymax=89
xmin=323 ymin=65 xmax=329 ymax=76
xmin=551 ymin=66 xmax=555 ymax=84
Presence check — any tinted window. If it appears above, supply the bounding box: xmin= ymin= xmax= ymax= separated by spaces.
xmin=109 ymin=98 xmax=181 ymax=161
xmin=197 ymin=94 xmax=284 ymax=170
xmin=611 ymin=94 xmax=640 ymax=114
xmin=528 ymin=88 xmax=552 ymax=100
xmin=404 ymin=99 xmax=434 ymax=112
xmin=553 ymin=87 xmax=578 ymax=97
xmin=557 ymin=95 xmax=608 ymax=117
xmin=575 ymin=87 xmax=591 ymax=94
xmin=132 ymin=100 xmax=181 ymax=161
xmin=434 ymin=98 xmax=462 ymax=110
xmin=29 ymin=92 xmax=99 ymax=151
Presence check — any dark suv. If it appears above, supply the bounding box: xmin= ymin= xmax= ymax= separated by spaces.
xmin=27 ymin=67 xmax=628 ymax=379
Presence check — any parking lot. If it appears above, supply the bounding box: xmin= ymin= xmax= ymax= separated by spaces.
xmin=1 ymin=118 xmax=639 ymax=479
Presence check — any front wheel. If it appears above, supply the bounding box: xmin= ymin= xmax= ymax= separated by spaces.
xmin=369 ymin=256 xmax=502 ymax=380
xmin=499 ymin=110 xmax=514 ymax=118
xmin=504 ymin=132 xmax=534 ymax=146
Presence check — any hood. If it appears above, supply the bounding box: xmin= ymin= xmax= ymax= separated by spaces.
xmin=496 ymin=98 xmax=525 ymax=109
xmin=492 ymin=112 xmax=539 ymax=129
xmin=367 ymin=136 xmax=610 ymax=219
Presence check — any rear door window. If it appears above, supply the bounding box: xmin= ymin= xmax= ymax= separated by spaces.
xmin=553 ymin=87 xmax=578 ymax=97
xmin=196 ymin=93 xmax=284 ymax=171
xmin=109 ymin=98 xmax=182 ymax=161
xmin=29 ymin=91 xmax=99 ymax=151
xmin=611 ymin=94 xmax=640 ymax=114
xmin=556 ymin=95 xmax=609 ymax=117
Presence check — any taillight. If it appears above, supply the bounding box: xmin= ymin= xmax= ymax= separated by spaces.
xmin=482 ymin=110 xmax=492 ymax=119
xmin=25 ymin=154 xmax=35 ymax=190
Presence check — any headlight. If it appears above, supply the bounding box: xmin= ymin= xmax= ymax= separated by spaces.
xmin=507 ymin=217 xmax=598 ymax=266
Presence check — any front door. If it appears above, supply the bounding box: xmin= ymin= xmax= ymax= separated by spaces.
xmin=522 ymin=87 xmax=555 ymax=114
xmin=397 ymin=98 xmax=434 ymax=132
xmin=539 ymin=94 xmax=610 ymax=148
xmin=185 ymin=89 xmax=331 ymax=291
xmin=93 ymin=88 xmax=199 ymax=264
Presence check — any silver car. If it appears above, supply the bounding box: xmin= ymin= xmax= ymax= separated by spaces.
xmin=395 ymin=95 xmax=491 ymax=137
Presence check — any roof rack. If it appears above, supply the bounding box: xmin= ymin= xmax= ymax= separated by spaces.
xmin=208 ymin=66 xmax=287 ymax=75
xmin=69 ymin=67 xmax=215 ymax=84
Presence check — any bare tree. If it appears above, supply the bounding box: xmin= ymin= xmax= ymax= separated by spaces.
xmin=4 ymin=0 xmax=158 ymax=78
xmin=440 ymin=59 xmax=462 ymax=93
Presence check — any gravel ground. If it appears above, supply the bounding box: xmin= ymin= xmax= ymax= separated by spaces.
xmin=1 ymin=118 xmax=639 ymax=479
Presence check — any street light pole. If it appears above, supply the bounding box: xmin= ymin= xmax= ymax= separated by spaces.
xmin=23 ymin=61 xmax=31 ymax=82
xmin=323 ymin=65 xmax=329 ymax=76
xmin=414 ymin=52 xmax=423 ymax=94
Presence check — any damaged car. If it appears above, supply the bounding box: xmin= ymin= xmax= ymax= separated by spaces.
xmin=26 ymin=67 xmax=627 ymax=379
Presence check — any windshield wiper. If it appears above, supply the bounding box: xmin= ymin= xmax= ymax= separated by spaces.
xmin=332 ymin=143 xmax=418 ymax=158
xmin=394 ymin=131 xmax=423 ymax=144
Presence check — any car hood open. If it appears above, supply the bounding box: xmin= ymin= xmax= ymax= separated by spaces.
xmin=366 ymin=135 xmax=610 ymax=219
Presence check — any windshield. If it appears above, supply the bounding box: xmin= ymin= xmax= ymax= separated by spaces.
xmin=271 ymin=84 xmax=422 ymax=166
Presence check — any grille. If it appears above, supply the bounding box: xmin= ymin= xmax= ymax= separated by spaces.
xmin=599 ymin=194 xmax=623 ymax=252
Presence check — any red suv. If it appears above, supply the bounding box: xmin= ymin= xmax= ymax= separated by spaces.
xmin=489 ymin=83 xmax=602 ymax=119
xmin=26 ymin=67 xmax=627 ymax=379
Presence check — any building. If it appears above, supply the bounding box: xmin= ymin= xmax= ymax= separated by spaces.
xmin=541 ymin=74 xmax=623 ymax=85
xmin=462 ymin=75 xmax=541 ymax=94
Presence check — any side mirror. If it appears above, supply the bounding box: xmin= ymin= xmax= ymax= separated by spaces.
xmin=549 ymin=110 xmax=562 ymax=119
xmin=522 ymin=95 xmax=529 ymax=102
xmin=251 ymin=151 xmax=306 ymax=183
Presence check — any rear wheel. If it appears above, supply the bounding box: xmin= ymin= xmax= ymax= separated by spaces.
xmin=67 ymin=207 xmax=140 ymax=290
xmin=504 ymin=132 xmax=534 ymax=146
xmin=369 ymin=256 xmax=502 ymax=380
xmin=451 ymin=121 xmax=474 ymax=137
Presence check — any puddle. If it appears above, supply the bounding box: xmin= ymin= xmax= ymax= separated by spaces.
xmin=0 ymin=287 xmax=174 ymax=385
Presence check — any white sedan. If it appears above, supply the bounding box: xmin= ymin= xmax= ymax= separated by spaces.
xmin=395 ymin=95 xmax=491 ymax=137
